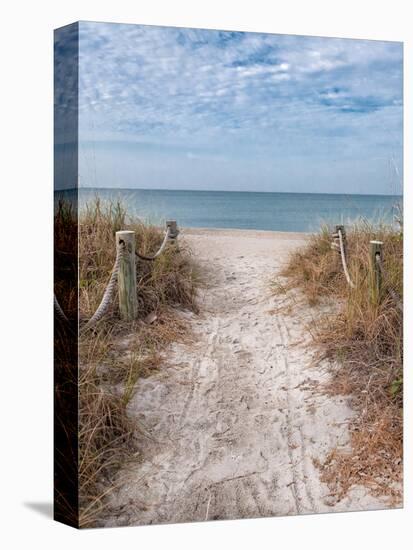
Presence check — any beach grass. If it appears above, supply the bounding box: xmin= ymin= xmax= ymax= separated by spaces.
xmin=76 ymin=199 xmax=199 ymax=526
xmin=277 ymin=218 xmax=403 ymax=501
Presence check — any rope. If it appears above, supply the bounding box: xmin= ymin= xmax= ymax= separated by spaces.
xmin=375 ymin=255 xmax=403 ymax=313
xmin=80 ymin=242 xmax=126 ymax=333
xmin=54 ymin=294 xmax=69 ymax=323
xmin=135 ymin=227 xmax=172 ymax=261
xmin=337 ymin=229 xmax=355 ymax=288
xmin=55 ymin=225 xmax=177 ymax=331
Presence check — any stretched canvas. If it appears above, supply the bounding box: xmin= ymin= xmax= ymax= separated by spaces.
xmin=54 ymin=21 xmax=403 ymax=528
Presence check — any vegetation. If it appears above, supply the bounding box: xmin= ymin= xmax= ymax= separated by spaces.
xmin=57 ymin=198 xmax=199 ymax=527
xmin=277 ymin=219 xmax=403 ymax=502
xmin=54 ymin=199 xmax=79 ymax=527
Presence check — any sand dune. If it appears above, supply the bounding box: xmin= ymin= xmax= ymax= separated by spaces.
xmin=105 ymin=228 xmax=389 ymax=527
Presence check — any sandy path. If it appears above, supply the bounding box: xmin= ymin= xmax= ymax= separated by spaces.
xmin=105 ymin=229 xmax=388 ymax=527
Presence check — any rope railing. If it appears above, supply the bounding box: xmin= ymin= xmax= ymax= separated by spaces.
xmin=135 ymin=226 xmax=172 ymax=261
xmin=80 ymin=241 xmax=126 ymax=333
xmin=331 ymin=225 xmax=355 ymax=289
xmin=54 ymin=220 xmax=179 ymax=330
xmin=337 ymin=228 xmax=355 ymax=289
xmin=331 ymin=224 xmax=403 ymax=311
xmin=54 ymin=294 xmax=69 ymax=324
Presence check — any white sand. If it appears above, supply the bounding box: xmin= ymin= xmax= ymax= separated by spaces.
xmin=105 ymin=228 xmax=390 ymax=527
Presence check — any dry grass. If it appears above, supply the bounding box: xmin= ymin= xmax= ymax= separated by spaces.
xmin=79 ymin=198 xmax=198 ymax=319
xmin=277 ymin=219 xmax=403 ymax=503
xmin=54 ymin=199 xmax=79 ymax=526
xmin=77 ymin=199 xmax=199 ymax=527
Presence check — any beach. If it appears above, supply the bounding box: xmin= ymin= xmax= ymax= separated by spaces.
xmin=50 ymin=21 xmax=404 ymax=531
xmin=104 ymin=228 xmax=389 ymax=526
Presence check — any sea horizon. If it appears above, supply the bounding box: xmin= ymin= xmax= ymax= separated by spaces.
xmin=78 ymin=186 xmax=402 ymax=198
xmin=55 ymin=187 xmax=402 ymax=233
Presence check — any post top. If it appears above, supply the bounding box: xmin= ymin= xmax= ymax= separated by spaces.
xmin=370 ymin=240 xmax=384 ymax=245
xmin=116 ymin=230 xmax=135 ymax=235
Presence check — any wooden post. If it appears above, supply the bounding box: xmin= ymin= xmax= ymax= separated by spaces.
xmin=331 ymin=224 xmax=344 ymax=253
xmin=116 ymin=230 xmax=138 ymax=320
xmin=331 ymin=224 xmax=345 ymax=255
xmin=335 ymin=224 xmax=346 ymax=246
xmin=166 ymin=220 xmax=179 ymax=249
xmin=166 ymin=220 xmax=179 ymax=239
xmin=369 ymin=240 xmax=383 ymax=304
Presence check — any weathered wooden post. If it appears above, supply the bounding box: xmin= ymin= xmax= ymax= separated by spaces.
xmin=332 ymin=224 xmax=346 ymax=257
xmin=331 ymin=224 xmax=344 ymax=253
xmin=166 ymin=220 xmax=179 ymax=238
xmin=369 ymin=240 xmax=383 ymax=304
xmin=116 ymin=230 xmax=138 ymax=320
xmin=336 ymin=224 xmax=346 ymax=247
xmin=166 ymin=220 xmax=179 ymax=248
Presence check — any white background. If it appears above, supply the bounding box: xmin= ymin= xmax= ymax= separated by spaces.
xmin=0 ymin=0 xmax=411 ymax=548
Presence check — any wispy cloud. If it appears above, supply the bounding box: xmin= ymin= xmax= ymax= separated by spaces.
xmin=78 ymin=22 xmax=403 ymax=194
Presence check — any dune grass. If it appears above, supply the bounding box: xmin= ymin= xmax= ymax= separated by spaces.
xmin=76 ymin=199 xmax=199 ymax=526
xmin=277 ymin=219 xmax=403 ymax=502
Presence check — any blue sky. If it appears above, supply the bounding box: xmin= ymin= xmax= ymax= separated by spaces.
xmin=78 ymin=22 xmax=403 ymax=195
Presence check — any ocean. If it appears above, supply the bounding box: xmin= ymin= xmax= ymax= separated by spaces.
xmin=78 ymin=188 xmax=401 ymax=233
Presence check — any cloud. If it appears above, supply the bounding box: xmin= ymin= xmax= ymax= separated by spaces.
xmin=78 ymin=22 xmax=403 ymax=194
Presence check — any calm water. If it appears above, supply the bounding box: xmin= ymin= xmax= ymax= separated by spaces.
xmin=78 ymin=188 xmax=401 ymax=233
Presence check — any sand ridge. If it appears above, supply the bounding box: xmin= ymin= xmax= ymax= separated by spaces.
xmin=104 ymin=228 xmax=389 ymax=526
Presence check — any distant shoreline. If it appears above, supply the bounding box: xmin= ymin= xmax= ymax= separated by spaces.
xmin=182 ymin=227 xmax=312 ymax=238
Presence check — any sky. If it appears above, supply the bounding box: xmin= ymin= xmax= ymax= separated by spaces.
xmin=77 ymin=21 xmax=403 ymax=195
